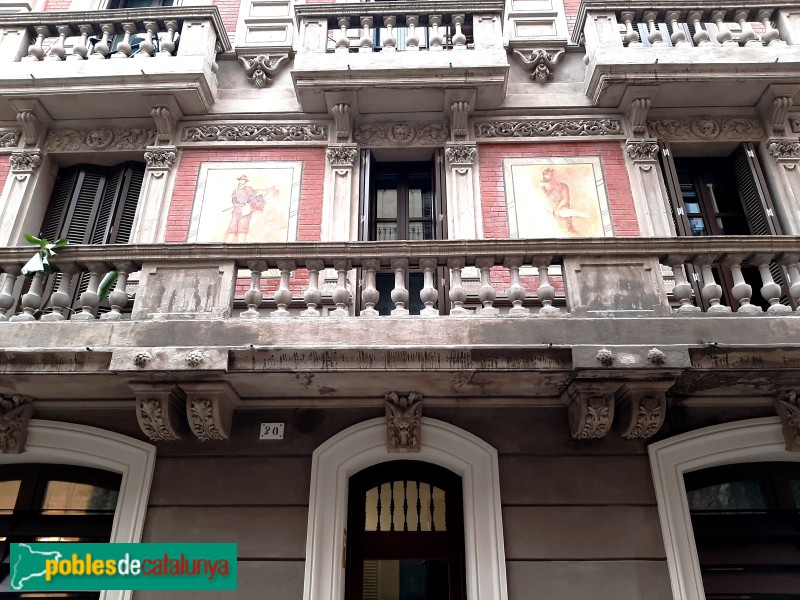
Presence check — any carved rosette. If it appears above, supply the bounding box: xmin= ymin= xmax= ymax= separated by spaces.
xmin=385 ymin=391 xmax=422 ymax=452
xmin=183 ymin=382 xmax=240 ymax=442
xmin=475 ymin=119 xmax=622 ymax=139
xmin=9 ymin=150 xmax=42 ymax=173
xmin=354 ymin=123 xmax=449 ymax=147
xmin=647 ymin=117 xmax=763 ymax=141
xmin=183 ymin=124 xmax=327 ymax=143
xmin=0 ymin=395 xmax=33 ymax=453
xmin=513 ymin=48 xmax=565 ymax=83
xmin=565 ymin=383 xmax=616 ymax=439
xmin=767 ymin=138 xmax=800 ymax=159
xmin=625 ymin=139 xmax=660 ymax=161
xmin=444 ymin=143 xmax=477 ymax=166
xmin=144 ymin=146 xmax=177 ymax=170
xmin=776 ymin=390 xmax=800 ymax=451
xmin=326 ymin=144 xmax=358 ymax=168
xmin=239 ymin=54 xmax=289 ymax=88
xmin=130 ymin=383 xmax=185 ymax=442
xmin=44 ymin=128 xmax=156 ymax=152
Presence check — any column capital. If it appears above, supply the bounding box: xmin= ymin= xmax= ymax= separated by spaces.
xmin=144 ymin=145 xmax=178 ymax=170
xmin=445 ymin=142 xmax=477 ymax=166
xmin=767 ymin=137 xmax=800 ymax=160
xmin=9 ymin=149 xmax=42 ymax=173
xmin=326 ymin=143 xmax=358 ymax=168
xmin=625 ymin=138 xmax=660 ymax=161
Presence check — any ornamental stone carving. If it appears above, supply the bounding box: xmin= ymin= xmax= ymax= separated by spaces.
xmin=565 ymin=383 xmax=616 ymax=440
xmin=596 ymin=348 xmax=614 ymax=366
xmin=9 ymin=150 xmax=42 ymax=172
xmin=326 ymin=144 xmax=358 ymax=167
xmin=144 ymin=146 xmax=177 ymax=169
xmin=0 ymin=130 xmax=21 ymax=148
xmin=626 ymin=139 xmax=660 ymax=161
xmin=617 ymin=387 xmax=667 ymax=440
xmin=776 ymin=390 xmax=800 ymax=451
xmin=767 ymin=138 xmax=800 ymax=159
xmin=647 ymin=347 xmax=666 ymax=365
xmin=647 ymin=117 xmax=764 ymax=141
xmin=183 ymin=382 xmax=240 ymax=441
xmin=474 ymin=119 xmax=622 ymax=138
xmin=44 ymin=128 xmax=156 ymax=152
xmin=444 ymin=143 xmax=477 ymax=165
xmin=354 ymin=122 xmax=449 ymax=147
xmin=513 ymin=48 xmax=565 ymax=83
xmin=385 ymin=391 xmax=422 ymax=453
xmin=791 ymin=118 xmax=800 ymax=134
xmin=0 ymin=395 xmax=33 ymax=454
xmin=239 ymin=54 xmax=290 ymax=88
xmin=131 ymin=383 xmax=185 ymax=442
xmin=185 ymin=350 xmax=206 ymax=367
xmin=183 ymin=124 xmax=327 ymax=143
xmin=132 ymin=350 xmax=152 ymax=367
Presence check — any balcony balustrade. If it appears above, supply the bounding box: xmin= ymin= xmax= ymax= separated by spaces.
xmin=0 ymin=6 xmax=230 ymax=120
xmin=0 ymin=237 xmax=798 ymax=323
xmin=574 ymin=0 xmax=800 ymax=107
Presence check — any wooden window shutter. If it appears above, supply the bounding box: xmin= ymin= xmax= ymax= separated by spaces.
xmin=658 ymin=143 xmax=691 ymax=236
xmin=733 ymin=143 xmax=783 ymax=235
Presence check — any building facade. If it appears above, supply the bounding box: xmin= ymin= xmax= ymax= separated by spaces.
xmin=0 ymin=0 xmax=799 ymax=599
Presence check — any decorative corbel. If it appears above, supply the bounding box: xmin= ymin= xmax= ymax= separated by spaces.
xmin=385 ymin=391 xmax=422 ymax=452
xmin=615 ymin=381 xmax=673 ymax=440
xmin=0 ymin=394 xmax=33 ymax=453
xmin=444 ymin=89 xmax=476 ymax=141
xmin=513 ymin=48 xmax=565 ymax=83
xmin=618 ymin=86 xmax=659 ymax=137
xmin=182 ymin=382 xmax=240 ymax=441
xmin=238 ymin=54 xmax=290 ymax=88
xmin=563 ymin=381 xmax=619 ymax=439
xmin=776 ymin=390 xmax=800 ymax=451
xmin=129 ymin=382 xmax=185 ymax=442
xmin=9 ymin=98 xmax=51 ymax=148
xmin=143 ymin=95 xmax=182 ymax=145
xmin=757 ymin=85 xmax=800 ymax=136
xmin=332 ymin=103 xmax=352 ymax=143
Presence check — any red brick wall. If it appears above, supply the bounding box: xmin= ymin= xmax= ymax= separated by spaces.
xmin=43 ymin=0 xmax=70 ymax=10
xmin=564 ymin=0 xmax=580 ymax=36
xmin=165 ymin=148 xmax=325 ymax=243
xmin=478 ymin=141 xmax=639 ymax=239
xmin=0 ymin=156 xmax=11 ymax=195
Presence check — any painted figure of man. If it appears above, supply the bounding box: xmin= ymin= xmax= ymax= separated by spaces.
xmin=541 ymin=167 xmax=579 ymax=235
xmin=226 ymin=175 xmax=260 ymax=243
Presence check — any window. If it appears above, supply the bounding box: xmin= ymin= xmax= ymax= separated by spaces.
xmin=346 ymin=461 xmax=466 ymax=600
xmin=107 ymin=0 xmax=174 ymax=8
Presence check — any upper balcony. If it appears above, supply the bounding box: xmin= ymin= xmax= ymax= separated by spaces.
xmin=574 ymin=0 xmax=800 ymax=108
xmin=292 ymin=0 xmax=508 ymax=114
xmin=0 ymin=6 xmax=230 ymax=122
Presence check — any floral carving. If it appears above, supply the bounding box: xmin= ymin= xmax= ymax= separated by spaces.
xmin=385 ymin=391 xmax=422 ymax=452
xmin=9 ymin=150 xmax=41 ymax=172
xmin=474 ymin=119 xmax=622 ymax=138
xmin=777 ymin=390 xmax=800 ymax=451
xmin=647 ymin=347 xmax=666 ymax=365
xmin=647 ymin=117 xmax=763 ymax=141
xmin=354 ymin=123 xmax=449 ymax=147
xmin=768 ymin=139 xmax=800 ymax=159
xmin=44 ymin=128 xmax=156 ymax=152
xmin=185 ymin=350 xmax=205 ymax=367
xmin=326 ymin=145 xmax=358 ymax=167
xmin=183 ymin=124 xmax=327 ymax=143
xmin=626 ymin=140 xmax=660 ymax=161
xmin=136 ymin=397 xmax=180 ymax=441
xmin=596 ymin=348 xmax=614 ymax=367
xmin=513 ymin=48 xmax=564 ymax=83
xmin=0 ymin=130 xmax=21 ymax=148
xmin=144 ymin=146 xmax=177 ymax=169
xmin=567 ymin=386 xmax=614 ymax=439
xmin=0 ymin=395 xmax=33 ymax=453
xmin=445 ymin=143 xmax=477 ymax=165
xmin=188 ymin=398 xmax=224 ymax=441
xmin=238 ymin=54 xmax=290 ymax=88
xmin=621 ymin=394 xmax=665 ymax=439
xmin=133 ymin=350 xmax=152 ymax=368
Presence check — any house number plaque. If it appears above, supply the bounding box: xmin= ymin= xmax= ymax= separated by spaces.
xmin=259 ymin=423 xmax=285 ymax=440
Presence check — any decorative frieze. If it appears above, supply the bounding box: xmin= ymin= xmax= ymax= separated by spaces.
xmin=625 ymin=139 xmax=660 ymax=161
xmin=647 ymin=117 xmax=764 ymax=141
xmin=239 ymin=54 xmax=290 ymax=88
xmin=776 ymin=390 xmax=800 ymax=452
xmin=565 ymin=382 xmax=617 ymax=440
xmin=0 ymin=130 xmax=21 ymax=149
xmin=9 ymin=150 xmax=42 ymax=172
xmin=326 ymin=144 xmax=358 ymax=167
xmin=474 ymin=119 xmax=622 ymax=138
xmin=0 ymin=394 xmax=33 ymax=454
xmin=513 ymin=48 xmax=565 ymax=83
xmin=44 ymin=128 xmax=156 ymax=152
xmin=131 ymin=383 xmax=184 ymax=442
xmin=354 ymin=122 xmax=449 ymax=146
xmin=183 ymin=382 xmax=240 ymax=441
xmin=183 ymin=124 xmax=327 ymax=143
xmin=144 ymin=146 xmax=178 ymax=169
xmin=444 ymin=142 xmax=477 ymax=166
xmin=385 ymin=391 xmax=422 ymax=453
xmin=767 ymin=138 xmax=800 ymax=159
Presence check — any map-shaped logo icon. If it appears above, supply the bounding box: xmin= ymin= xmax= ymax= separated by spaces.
xmin=11 ymin=543 xmax=63 ymax=590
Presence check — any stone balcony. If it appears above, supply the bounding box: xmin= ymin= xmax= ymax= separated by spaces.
xmin=575 ymin=0 xmax=800 ymax=108
xmin=0 ymin=6 xmax=230 ymax=122
xmin=292 ymin=0 xmax=508 ymax=115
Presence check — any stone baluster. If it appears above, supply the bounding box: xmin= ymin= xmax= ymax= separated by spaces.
xmin=390 ymin=258 xmax=410 ymax=316
xmin=99 ymin=263 xmax=134 ymax=321
xmin=688 ymin=11 xmax=711 ymax=46
xmin=419 ymin=258 xmax=439 ymax=316
xmin=734 ymin=10 xmax=758 ymax=46
xmin=10 ymin=273 xmax=45 ymax=321
xmin=241 ymin=261 xmax=265 ymax=319
xmin=665 ymin=11 xmax=688 ymax=46
xmin=301 ymin=259 xmax=324 ymax=317
xmin=695 ymin=256 xmax=730 ymax=313
xmin=619 ymin=12 xmax=641 ymax=47
xmin=711 ymin=10 xmax=735 ymax=46
xmin=448 ymin=258 xmax=470 ymax=316
xmin=46 ymin=26 xmax=70 ymax=61
xmin=89 ymin=24 xmax=115 ymax=60
xmin=753 ymin=255 xmax=792 ymax=314
xmin=429 ymin=15 xmax=444 ymax=50
xmin=69 ymin=25 xmax=93 ymax=60
xmin=534 ymin=258 xmax=561 ymax=316
xmin=723 ymin=255 xmax=761 ymax=314
xmin=382 ymin=16 xmax=397 ymax=52
xmin=781 ymin=256 xmax=800 ymax=311
xmin=23 ymin=26 xmax=48 ymax=61
xmin=159 ymin=20 xmax=178 ymax=56
xmin=360 ymin=259 xmax=380 ymax=317
xmin=476 ymin=257 xmax=499 ymax=316
xmin=406 ymin=15 xmax=420 ymax=51
xmin=452 ymin=14 xmax=467 ymax=50
xmin=359 ymin=17 xmax=374 ymax=52
xmin=112 ymin=22 xmax=136 ymax=58
xmin=757 ymin=9 xmax=782 ymax=46
xmin=136 ymin=21 xmax=158 ymax=58
xmin=331 ymin=259 xmax=352 ymax=317
xmin=643 ymin=12 xmax=663 ymax=46
xmin=0 ymin=268 xmax=21 ymax=321
xmin=665 ymin=256 xmax=701 ymax=313
xmin=272 ymin=260 xmax=295 ymax=318
xmin=336 ymin=18 xmax=351 ymax=53
xmin=504 ymin=256 xmax=529 ymax=317
xmin=71 ymin=263 xmax=107 ymax=321
xmin=40 ymin=266 xmax=78 ymax=321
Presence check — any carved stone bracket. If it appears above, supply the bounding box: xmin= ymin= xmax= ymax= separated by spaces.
xmin=385 ymin=391 xmax=422 ymax=453
xmin=10 ymin=99 xmax=50 ymax=147
xmin=445 ymin=142 xmax=477 ymax=167
xmin=449 ymin=101 xmax=471 ymax=140
xmin=130 ymin=382 xmax=185 ymax=442
xmin=647 ymin=117 xmax=764 ymax=141
xmin=513 ymin=48 xmax=565 ymax=83
xmin=239 ymin=54 xmax=290 ymax=88
xmin=0 ymin=394 xmax=33 ymax=453
xmin=183 ymin=124 xmax=327 ymax=143
xmin=757 ymin=85 xmax=799 ymax=136
xmin=767 ymin=138 xmax=800 ymax=159
xmin=183 ymin=382 xmax=241 ymax=441
xmin=332 ymin=103 xmax=352 ymax=143
xmin=475 ymin=119 xmax=622 ymax=139
xmin=326 ymin=144 xmax=358 ymax=168
xmin=9 ymin=149 xmax=42 ymax=173
xmin=626 ymin=139 xmax=660 ymax=162
xmin=776 ymin=390 xmax=800 ymax=451
xmin=144 ymin=146 xmax=178 ymax=170
xmin=627 ymin=98 xmax=651 ymax=137
xmin=615 ymin=382 xmax=672 ymax=440
xmin=564 ymin=381 xmax=619 ymax=440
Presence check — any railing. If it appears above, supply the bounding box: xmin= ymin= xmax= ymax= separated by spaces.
xmin=0 ymin=238 xmax=798 ymax=322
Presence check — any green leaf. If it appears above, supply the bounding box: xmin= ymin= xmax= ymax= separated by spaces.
xmin=21 ymin=252 xmax=44 ymax=276
xmin=98 ymin=270 xmax=119 ymax=300
xmin=52 ymin=238 xmax=68 ymax=248
xmin=24 ymin=234 xmax=43 ymax=247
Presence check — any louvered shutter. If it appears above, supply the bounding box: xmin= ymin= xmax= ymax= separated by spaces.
xmin=658 ymin=143 xmax=692 ymax=236
xmin=111 ymin=163 xmax=144 ymax=244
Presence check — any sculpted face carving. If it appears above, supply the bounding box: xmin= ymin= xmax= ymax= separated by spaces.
xmin=385 ymin=392 xmax=422 ymax=452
